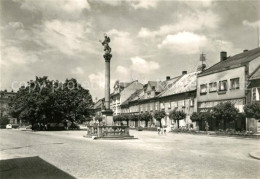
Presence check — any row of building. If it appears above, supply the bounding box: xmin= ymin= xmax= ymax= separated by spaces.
xmin=94 ymin=48 xmax=260 ymax=130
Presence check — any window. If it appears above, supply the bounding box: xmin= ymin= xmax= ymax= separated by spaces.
xmin=230 ymin=78 xmax=239 ymax=90
xmin=171 ymin=101 xmax=177 ymax=109
xmin=219 ymin=80 xmax=228 ymax=91
xmin=252 ymin=88 xmax=260 ymax=101
xmin=147 ymin=92 xmax=151 ymax=98
xmin=160 ymin=103 xmax=165 ymax=109
xmin=155 ymin=103 xmax=158 ymax=110
xmin=209 ymin=82 xmax=217 ymax=92
xmin=165 ymin=102 xmax=171 ymax=109
xmin=190 ymin=98 xmax=194 ymax=107
xmin=200 ymin=84 xmax=207 ymax=94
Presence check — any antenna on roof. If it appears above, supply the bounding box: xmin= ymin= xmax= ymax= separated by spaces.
xmin=198 ymin=52 xmax=206 ymax=71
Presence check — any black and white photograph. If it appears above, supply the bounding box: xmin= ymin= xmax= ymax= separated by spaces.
xmin=0 ymin=0 xmax=260 ymax=178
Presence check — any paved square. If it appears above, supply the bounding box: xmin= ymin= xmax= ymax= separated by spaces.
xmin=0 ymin=129 xmax=259 ymax=178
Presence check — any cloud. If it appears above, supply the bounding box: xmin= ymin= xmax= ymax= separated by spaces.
xmin=71 ymin=67 xmax=84 ymax=75
xmin=34 ymin=20 xmax=97 ymax=56
xmin=88 ymin=71 xmax=105 ymax=89
xmin=131 ymin=0 xmax=159 ymax=9
xmin=19 ymin=0 xmax=90 ymax=19
xmin=243 ymin=20 xmax=260 ymax=28
xmin=130 ymin=57 xmax=160 ymax=74
xmin=107 ymin=29 xmax=138 ymax=56
xmin=116 ymin=65 xmax=130 ymax=75
xmin=158 ymin=32 xmax=208 ymax=54
xmin=138 ymin=10 xmax=219 ymax=38
xmin=2 ymin=46 xmax=39 ymax=65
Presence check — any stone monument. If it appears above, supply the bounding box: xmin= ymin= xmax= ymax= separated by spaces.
xmin=84 ymin=34 xmax=135 ymax=140
xmin=100 ymin=33 xmax=113 ymax=125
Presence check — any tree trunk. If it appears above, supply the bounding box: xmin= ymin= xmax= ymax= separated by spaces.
xmin=224 ymin=120 xmax=226 ymax=130
xmin=145 ymin=120 xmax=148 ymax=127
xmin=127 ymin=120 xmax=129 ymax=127
xmin=177 ymin=120 xmax=180 ymax=128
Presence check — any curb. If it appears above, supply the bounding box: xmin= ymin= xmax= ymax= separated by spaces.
xmin=249 ymin=151 xmax=260 ymax=160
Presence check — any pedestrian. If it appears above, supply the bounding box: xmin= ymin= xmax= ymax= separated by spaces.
xmin=163 ymin=125 xmax=167 ymax=135
xmin=157 ymin=126 xmax=161 ymax=135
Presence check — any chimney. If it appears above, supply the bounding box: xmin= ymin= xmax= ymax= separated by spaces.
xmin=182 ymin=71 xmax=187 ymax=75
xmin=220 ymin=51 xmax=227 ymax=62
xmin=166 ymin=76 xmax=170 ymax=80
xmin=243 ymin=49 xmax=248 ymax=52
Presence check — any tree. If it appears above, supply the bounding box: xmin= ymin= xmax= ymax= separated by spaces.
xmin=190 ymin=112 xmax=212 ymax=130
xmin=212 ymin=102 xmax=239 ymax=130
xmin=154 ymin=110 xmax=166 ymax=127
xmin=169 ymin=110 xmax=186 ymax=128
xmin=140 ymin=112 xmax=152 ymax=127
xmin=9 ymin=76 xmax=93 ymax=130
xmin=0 ymin=116 xmax=9 ymax=128
xmin=244 ymin=103 xmax=260 ymax=121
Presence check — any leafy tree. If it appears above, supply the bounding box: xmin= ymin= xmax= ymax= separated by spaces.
xmin=190 ymin=112 xmax=212 ymax=130
xmin=0 ymin=116 xmax=9 ymax=128
xmin=9 ymin=76 xmax=93 ymax=130
xmin=244 ymin=103 xmax=260 ymax=121
xmin=212 ymin=102 xmax=239 ymax=130
xmin=169 ymin=110 xmax=186 ymax=128
xmin=154 ymin=110 xmax=166 ymax=127
xmin=140 ymin=112 xmax=152 ymax=127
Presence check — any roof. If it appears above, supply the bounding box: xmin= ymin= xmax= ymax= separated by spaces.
xmin=199 ymin=47 xmax=260 ymax=76
xmin=120 ymin=89 xmax=143 ymax=106
xmin=158 ymin=71 xmax=199 ymax=97
xmin=250 ymin=66 xmax=260 ymax=80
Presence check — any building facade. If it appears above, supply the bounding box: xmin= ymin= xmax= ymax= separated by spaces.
xmin=158 ymin=71 xmax=199 ymax=130
xmin=110 ymin=80 xmax=143 ymax=115
xmin=197 ymin=48 xmax=260 ymax=112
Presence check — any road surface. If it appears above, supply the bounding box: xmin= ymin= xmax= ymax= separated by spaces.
xmin=0 ymin=129 xmax=259 ymax=178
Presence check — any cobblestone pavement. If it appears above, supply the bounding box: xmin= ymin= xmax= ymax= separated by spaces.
xmin=0 ymin=129 xmax=259 ymax=178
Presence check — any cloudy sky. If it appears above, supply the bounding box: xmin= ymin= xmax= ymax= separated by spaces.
xmin=1 ymin=0 xmax=260 ymax=100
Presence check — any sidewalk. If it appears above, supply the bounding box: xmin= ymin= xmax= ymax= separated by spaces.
xmin=249 ymin=151 xmax=260 ymax=160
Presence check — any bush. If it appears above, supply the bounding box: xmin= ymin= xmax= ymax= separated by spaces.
xmin=244 ymin=103 xmax=260 ymax=120
xmin=212 ymin=102 xmax=239 ymax=130
xmin=0 ymin=116 xmax=10 ymax=128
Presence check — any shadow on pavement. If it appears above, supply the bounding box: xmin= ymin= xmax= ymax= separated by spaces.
xmin=0 ymin=156 xmax=75 ymax=179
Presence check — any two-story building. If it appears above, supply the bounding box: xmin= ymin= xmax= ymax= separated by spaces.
xmin=247 ymin=66 xmax=260 ymax=104
xmin=110 ymin=80 xmax=143 ymax=115
xmin=158 ymin=71 xmax=199 ymax=130
xmin=197 ymin=48 xmax=260 ymax=113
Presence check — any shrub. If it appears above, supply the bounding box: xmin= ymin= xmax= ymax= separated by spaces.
xmin=0 ymin=116 xmax=9 ymax=128
xmin=212 ymin=102 xmax=239 ymax=130
xmin=244 ymin=103 xmax=260 ymax=120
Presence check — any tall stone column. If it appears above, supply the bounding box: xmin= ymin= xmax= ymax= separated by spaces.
xmin=100 ymin=34 xmax=113 ymax=125
xmin=105 ymin=58 xmax=110 ymax=110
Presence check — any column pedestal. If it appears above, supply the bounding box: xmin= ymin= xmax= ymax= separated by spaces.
xmin=102 ymin=109 xmax=114 ymax=126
